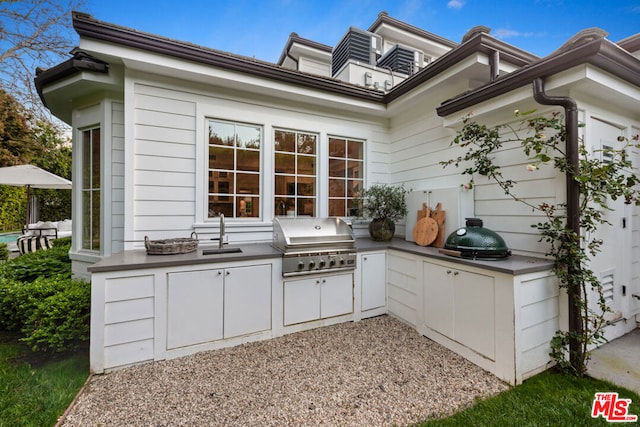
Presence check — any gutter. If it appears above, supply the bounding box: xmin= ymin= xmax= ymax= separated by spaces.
xmin=532 ymin=78 xmax=582 ymax=368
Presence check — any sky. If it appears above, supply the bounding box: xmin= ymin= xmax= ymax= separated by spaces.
xmin=81 ymin=0 xmax=639 ymax=63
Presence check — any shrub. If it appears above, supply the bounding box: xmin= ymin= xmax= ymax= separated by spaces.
xmin=0 ymin=275 xmax=68 ymax=332
xmin=0 ymin=242 xmax=8 ymax=262
xmin=0 ymin=244 xmax=71 ymax=283
xmin=22 ymin=278 xmax=90 ymax=352
xmin=51 ymin=236 xmax=71 ymax=248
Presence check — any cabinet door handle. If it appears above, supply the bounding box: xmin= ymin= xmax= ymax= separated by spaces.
xmin=226 ymin=271 xmax=230 ymax=276
xmin=217 ymin=271 xmax=222 ymax=276
xmin=446 ymin=270 xmax=452 ymax=274
xmin=316 ymin=280 xmax=320 ymax=285
xmin=364 ymin=257 xmax=367 ymax=261
xmin=322 ymin=279 xmax=326 ymax=283
xmin=453 ymin=271 xmax=459 ymax=276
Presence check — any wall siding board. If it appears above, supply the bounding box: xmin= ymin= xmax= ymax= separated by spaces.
xmin=105 ymin=275 xmax=154 ymax=302
xmin=135 ymin=186 xmax=194 ymax=201
xmin=134 ymin=170 xmax=195 ymax=188
xmin=104 ymin=318 xmax=154 ymax=346
xmin=136 ymin=139 xmax=196 ymax=158
xmin=105 ymin=298 xmax=154 ymax=324
xmin=135 ymin=155 xmax=195 ymax=173
xmin=104 ymin=339 xmax=154 ymax=369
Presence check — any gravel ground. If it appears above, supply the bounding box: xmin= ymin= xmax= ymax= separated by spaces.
xmin=61 ymin=316 xmax=508 ymax=426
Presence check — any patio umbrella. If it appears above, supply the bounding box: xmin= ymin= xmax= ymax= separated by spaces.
xmin=0 ymin=165 xmax=72 ymax=230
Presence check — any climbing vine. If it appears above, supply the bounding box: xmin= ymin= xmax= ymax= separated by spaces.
xmin=441 ymin=110 xmax=640 ymax=375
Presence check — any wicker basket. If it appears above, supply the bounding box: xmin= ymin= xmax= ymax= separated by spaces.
xmin=144 ymin=232 xmax=198 ymax=255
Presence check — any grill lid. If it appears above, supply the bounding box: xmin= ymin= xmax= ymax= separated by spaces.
xmin=444 ymin=218 xmax=511 ymax=260
xmin=272 ymin=217 xmax=355 ymax=253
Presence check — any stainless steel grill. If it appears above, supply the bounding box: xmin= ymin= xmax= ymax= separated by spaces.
xmin=273 ymin=217 xmax=357 ymax=277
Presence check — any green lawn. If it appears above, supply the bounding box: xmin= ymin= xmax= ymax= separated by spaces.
xmin=419 ymin=369 xmax=640 ymax=427
xmin=0 ymin=332 xmax=89 ymax=427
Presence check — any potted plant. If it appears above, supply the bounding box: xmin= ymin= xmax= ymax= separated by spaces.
xmin=358 ymin=183 xmax=408 ymax=241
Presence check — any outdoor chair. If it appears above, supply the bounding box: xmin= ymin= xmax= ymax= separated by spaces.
xmin=16 ymin=235 xmax=52 ymax=255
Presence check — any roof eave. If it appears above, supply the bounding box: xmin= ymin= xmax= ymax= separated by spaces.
xmin=71 ymin=12 xmax=384 ymax=104
xmin=436 ymin=36 xmax=640 ymax=117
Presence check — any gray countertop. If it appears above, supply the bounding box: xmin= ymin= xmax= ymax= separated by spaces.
xmin=89 ymin=237 xmax=554 ymax=276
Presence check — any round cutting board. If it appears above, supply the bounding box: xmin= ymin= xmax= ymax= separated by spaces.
xmin=413 ymin=216 xmax=439 ymax=246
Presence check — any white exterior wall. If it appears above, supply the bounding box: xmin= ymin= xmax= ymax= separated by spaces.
xmin=298 ymin=57 xmax=331 ymax=77
xmin=123 ymin=73 xmax=389 ymax=249
xmin=111 ymin=102 xmax=125 ymax=254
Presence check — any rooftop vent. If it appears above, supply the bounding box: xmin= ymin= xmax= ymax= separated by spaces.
xmin=377 ymin=44 xmax=423 ymax=75
xmin=332 ymin=27 xmax=382 ymax=77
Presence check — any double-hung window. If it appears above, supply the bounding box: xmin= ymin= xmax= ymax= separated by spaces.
xmin=208 ymin=120 xmax=261 ymax=218
xmin=81 ymin=127 xmax=100 ymax=251
xmin=274 ymin=129 xmax=317 ymax=217
xmin=328 ymin=137 xmax=363 ymax=217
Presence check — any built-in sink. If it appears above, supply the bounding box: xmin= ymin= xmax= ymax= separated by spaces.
xmin=202 ymin=247 xmax=243 ymax=255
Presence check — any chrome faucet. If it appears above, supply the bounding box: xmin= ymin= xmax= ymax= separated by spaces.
xmin=219 ymin=213 xmax=225 ymax=249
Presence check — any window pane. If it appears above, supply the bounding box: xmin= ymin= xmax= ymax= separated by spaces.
xmin=329 ymin=138 xmax=345 ymax=157
xmin=347 ymin=160 xmax=363 ymax=179
xmin=236 ymin=173 xmax=259 ymax=194
xmin=329 ymin=199 xmax=345 ymax=217
xmin=297 ymin=198 xmax=315 ymax=216
xmin=275 ymin=175 xmax=295 ymax=196
xmin=347 ymin=179 xmax=362 ymax=197
xmin=92 ymin=190 xmax=100 ymax=250
xmin=209 ymin=121 xmax=235 ymax=146
xmin=82 ymin=131 xmax=91 ymax=189
xmin=82 ymin=190 xmax=91 ymax=248
xmin=347 ymin=198 xmax=361 ymax=217
xmin=297 ymin=155 xmax=315 ymax=175
xmin=92 ymin=129 xmax=101 ymax=189
xmin=347 ymin=140 xmax=363 ymax=159
xmin=297 ymin=133 xmax=316 ymax=155
xmin=237 ymin=149 xmax=259 ymax=172
xmin=329 ymin=158 xmax=345 ymax=177
xmin=209 ymin=196 xmax=234 ymax=217
xmin=275 ymin=197 xmax=296 ymax=216
xmin=237 ymin=196 xmax=259 ymax=217
xmin=274 ymin=130 xmax=295 ymax=153
xmin=329 ymin=179 xmax=345 ymax=197
xmin=236 ymin=125 xmax=261 ymax=149
xmin=275 ymin=153 xmax=295 ymax=174
xmin=297 ymin=177 xmax=315 ymax=196
xmin=209 ymin=146 xmax=234 ymax=170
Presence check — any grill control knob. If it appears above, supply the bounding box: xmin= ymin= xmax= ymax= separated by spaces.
xmin=339 ymin=258 xmax=345 ymax=265
xmin=329 ymin=259 xmax=336 ymax=267
xmin=297 ymin=261 xmax=305 ymax=270
xmin=308 ymin=260 xmax=316 ymax=269
xmin=319 ymin=259 xmax=326 ymax=268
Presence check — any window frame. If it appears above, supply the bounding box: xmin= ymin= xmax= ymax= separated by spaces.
xmin=80 ymin=126 xmax=101 ymax=252
xmin=273 ymin=128 xmax=319 ymax=218
xmin=327 ymin=135 xmax=364 ymax=218
xmin=206 ymin=118 xmax=263 ymax=220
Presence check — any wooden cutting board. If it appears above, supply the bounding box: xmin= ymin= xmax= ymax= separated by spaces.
xmin=413 ymin=216 xmax=439 ymax=246
xmin=430 ymin=202 xmax=446 ymax=248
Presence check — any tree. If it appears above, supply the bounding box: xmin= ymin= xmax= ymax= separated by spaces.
xmin=0 ymin=90 xmax=72 ymax=228
xmin=442 ymin=111 xmax=640 ymax=375
xmin=0 ymin=0 xmax=83 ymax=121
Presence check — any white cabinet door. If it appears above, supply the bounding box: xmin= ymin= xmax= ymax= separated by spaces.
xmin=284 ymin=276 xmax=320 ymax=325
xmin=167 ymin=269 xmax=224 ymax=349
xmin=454 ymin=270 xmax=495 ymax=359
xmin=422 ymin=261 xmax=495 ymax=359
xmin=224 ymin=264 xmax=271 ymax=338
xmin=321 ymin=273 xmax=353 ymax=318
xmin=361 ymin=252 xmax=386 ymax=311
xmin=423 ymin=262 xmax=454 ymax=338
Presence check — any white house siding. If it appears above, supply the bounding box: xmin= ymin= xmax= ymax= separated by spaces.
xmin=386 ymin=250 xmax=421 ymax=327
xmin=111 ymin=102 xmax=125 ymax=254
xmin=124 ymin=74 xmax=389 ymax=245
xmin=132 ymin=83 xmax=197 ymax=243
xmin=298 ymin=57 xmax=330 ymax=77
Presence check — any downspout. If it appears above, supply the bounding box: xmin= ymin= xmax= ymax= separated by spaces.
xmin=532 ymin=77 xmax=583 ymax=371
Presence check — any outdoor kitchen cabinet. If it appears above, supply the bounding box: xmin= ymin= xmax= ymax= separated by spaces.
xmin=359 ymin=252 xmax=386 ymax=313
xmin=167 ymin=264 xmax=271 ymax=349
xmin=422 ymin=261 xmax=495 ymax=359
xmin=418 ymin=255 xmax=561 ymax=385
xmin=283 ymin=273 xmax=353 ymax=325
